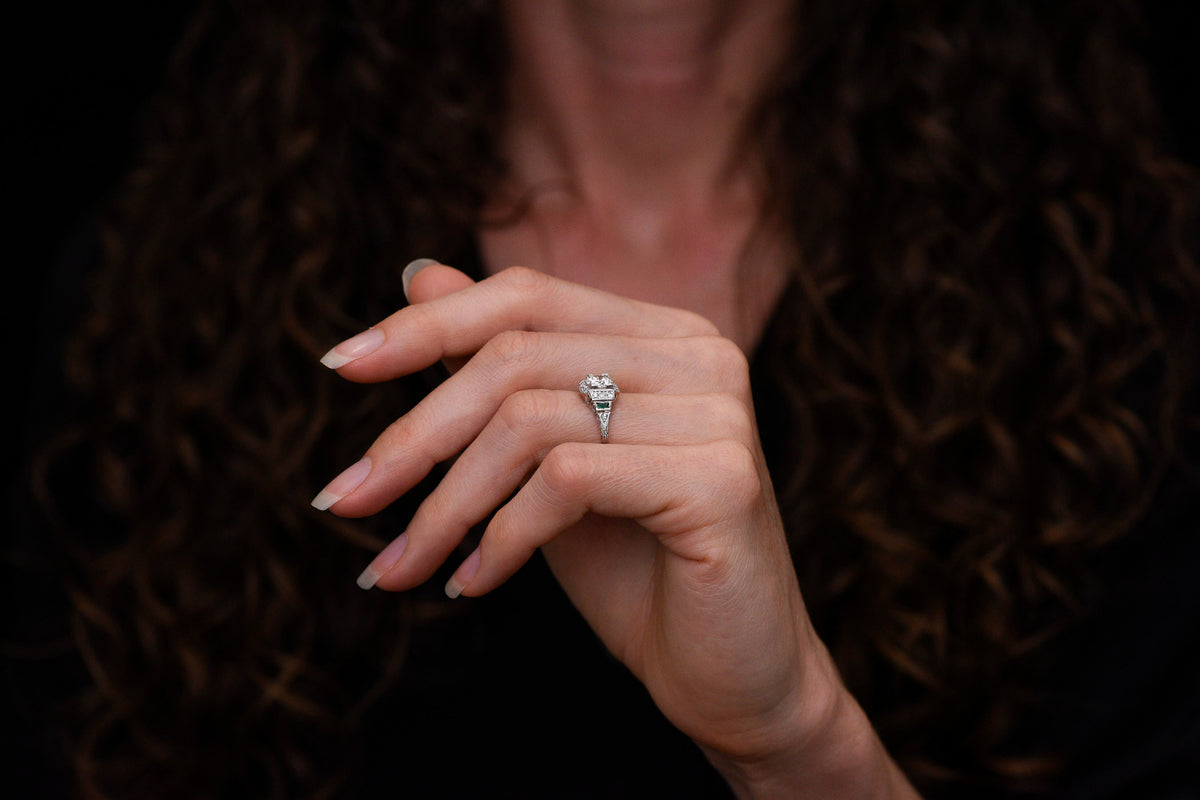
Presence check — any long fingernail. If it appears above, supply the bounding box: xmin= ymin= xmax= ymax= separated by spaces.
xmin=444 ymin=549 xmax=481 ymax=599
xmin=402 ymin=258 xmax=440 ymax=300
xmin=357 ymin=533 xmax=408 ymax=590
xmin=320 ymin=328 xmax=385 ymax=369
xmin=310 ymin=457 xmax=372 ymax=511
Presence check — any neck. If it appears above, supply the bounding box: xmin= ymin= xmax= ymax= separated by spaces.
xmin=498 ymin=0 xmax=793 ymax=209
xmin=482 ymin=0 xmax=796 ymax=353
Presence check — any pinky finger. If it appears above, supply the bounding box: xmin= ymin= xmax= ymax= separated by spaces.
xmin=445 ymin=440 xmax=761 ymax=598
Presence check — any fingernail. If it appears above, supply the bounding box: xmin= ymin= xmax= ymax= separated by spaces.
xmin=402 ymin=258 xmax=440 ymax=300
xmin=357 ymin=533 xmax=408 ymax=590
xmin=444 ymin=549 xmax=481 ymax=599
xmin=310 ymin=457 xmax=372 ymax=511
xmin=320 ymin=327 xmax=385 ymax=369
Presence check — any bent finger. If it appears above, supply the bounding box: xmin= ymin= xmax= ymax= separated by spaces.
xmin=364 ymin=391 xmax=754 ymax=590
xmin=446 ymin=439 xmax=764 ymax=598
xmin=324 ymin=265 xmax=721 ymax=383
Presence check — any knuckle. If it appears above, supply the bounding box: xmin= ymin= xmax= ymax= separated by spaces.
xmin=674 ymin=308 xmax=722 ymax=337
xmin=707 ymin=439 xmax=762 ymax=507
xmin=481 ymin=329 xmax=541 ymax=370
xmin=416 ymin=487 xmax=474 ymax=533
xmin=373 ymin=416 xmax=426 ymax=467
xmin=539 ymin=442 xmax=593 ymax=497
xmin=697 ymin=336 xmax=752 ymax=394
xmin=496 ymin=389 xmax=563 ymax=435
xmin=497 ymin=264 xmax=550 ymax=296
xmin=710 ymin=393 xmax=755 ymax=441
xmin=482 ymin=511 xmax=518 ymax=553
xmin=372 ymin=415 xmax=408 ymax=451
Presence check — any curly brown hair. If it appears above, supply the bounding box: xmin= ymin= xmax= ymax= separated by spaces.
xmin=31 ymin=0 xmax=1199 ymax=797
xmin=755 ymin=0 xmax=1199 ymax=788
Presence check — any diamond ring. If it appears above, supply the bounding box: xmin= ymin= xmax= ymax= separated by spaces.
xmin=579 ymin=373 xmax=619 ymax=442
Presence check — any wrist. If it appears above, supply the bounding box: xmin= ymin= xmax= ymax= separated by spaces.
xmin=703 ymin=646 xmax=921 ymax=800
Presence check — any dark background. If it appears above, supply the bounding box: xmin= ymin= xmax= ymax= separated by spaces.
xmin=14 ymin=4 xmax=198 ymax=399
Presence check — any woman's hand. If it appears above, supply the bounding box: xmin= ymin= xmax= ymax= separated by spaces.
xmin=314 ymin=262 xmax=918 ymax=798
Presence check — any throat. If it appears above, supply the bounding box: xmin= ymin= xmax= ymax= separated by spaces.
xmin=477 ymin=194 xmax=793 ymax=354
xmin=497 ymin=0 xmax=795 ymax=206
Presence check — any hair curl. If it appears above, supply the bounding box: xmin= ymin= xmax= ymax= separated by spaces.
xmin=32 ymin=0 xmax=1199 ymax=797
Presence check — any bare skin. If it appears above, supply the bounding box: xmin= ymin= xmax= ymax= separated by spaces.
xmin=480 ymin=0 xmax=794 ymax=352
xmin=314 ymin=2 xmax=922 ymax=797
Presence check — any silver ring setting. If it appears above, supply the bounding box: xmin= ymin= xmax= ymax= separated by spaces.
xmin=579 ymin=373 xmax=619 ymax=442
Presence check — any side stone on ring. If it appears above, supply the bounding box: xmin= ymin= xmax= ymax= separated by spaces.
xmin=579 ymin=373 xmax=619 ymax=442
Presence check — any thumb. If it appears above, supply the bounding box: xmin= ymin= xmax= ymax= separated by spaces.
xmin=402 ymin=258 xmax=477 ymax=305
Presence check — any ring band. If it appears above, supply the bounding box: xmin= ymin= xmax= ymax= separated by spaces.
xmin=579 ymin=373 xmax=619 ymax=442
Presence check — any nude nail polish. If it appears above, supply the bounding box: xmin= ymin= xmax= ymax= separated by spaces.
xmin=319 ymin=327 xmax=385 ymax=369
xmin=444 ymin=549 xmax=481 ymax=599
xmin=402 ymin=258 xmax=440 ymax=300
xmin=310 ymin=457 xmax=371 ymax=511
xmin=357 ymin=533 xmax=408 ymax=590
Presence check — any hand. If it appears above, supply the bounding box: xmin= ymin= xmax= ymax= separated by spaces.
xmin=315 ymin=263 xmax=918 ymax=798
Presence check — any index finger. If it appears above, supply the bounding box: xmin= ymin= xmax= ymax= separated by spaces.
xmin=322 ymin=263 xmax=720 ymax=384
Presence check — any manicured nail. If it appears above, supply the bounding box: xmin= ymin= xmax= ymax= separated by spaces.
xmin=357 ymin=533 xmax=408 ymax=590
xmin=310 ymin=457 xmax=371 ymax=511
xmin=402 ymin=258 xmax=440 ymax=300
xmin=320 ymin=328 xmax=385 ymax=369
xmin=444 ymin=549 xmax=481 ymax=599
